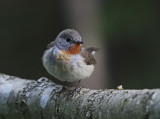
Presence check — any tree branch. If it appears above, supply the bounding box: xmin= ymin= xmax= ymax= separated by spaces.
xmin=0 ymin=73 xmax=160 ymax=119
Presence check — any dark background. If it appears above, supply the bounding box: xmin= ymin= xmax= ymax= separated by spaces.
xmin=104 ymin=1 xmax=160 ymax=88
xmin=0 ymin=0 xmax=160 ymax=89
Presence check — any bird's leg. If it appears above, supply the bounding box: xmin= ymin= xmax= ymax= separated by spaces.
xmin=76 ymin=80 xmax=82 ymax=89
xmin=63 ymin=81 xmax=67 ymax=90
xmin=58 ymin=81 xmax=67 ymax=94
xmin=64 ymin=81 xmax=67 ymax=86
xmin=69 ymin=80 xmax=82 ymax=97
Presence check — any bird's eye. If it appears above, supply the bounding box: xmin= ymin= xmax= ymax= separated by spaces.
xmin=66 ymin=37 xmax=71 ymax=42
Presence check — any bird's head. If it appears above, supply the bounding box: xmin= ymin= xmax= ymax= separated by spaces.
xmin=54 ymin=29 xmax=84 ymax=55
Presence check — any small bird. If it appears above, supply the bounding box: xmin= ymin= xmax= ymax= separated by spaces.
xmin=42 ymin=29 xmax=98 ymax=86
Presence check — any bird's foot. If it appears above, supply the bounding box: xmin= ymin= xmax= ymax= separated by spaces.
xmin=57 ymin=85 xmax=68 ymax=94
xmin=69 ymin=85 xmax=82 ymax=98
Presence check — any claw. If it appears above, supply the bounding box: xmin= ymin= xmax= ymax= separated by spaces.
xmin=57 ymin=81 xmax=67 ymax=94
xmin=69 ymin=80 xmax=82 ymax=98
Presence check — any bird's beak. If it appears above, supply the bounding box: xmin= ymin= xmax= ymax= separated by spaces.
xmin=74 ymin=41 xmax=84 ymax=44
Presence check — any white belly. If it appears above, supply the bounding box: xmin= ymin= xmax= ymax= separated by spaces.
xmin=42 ymin=47 xmax=94 ymax=82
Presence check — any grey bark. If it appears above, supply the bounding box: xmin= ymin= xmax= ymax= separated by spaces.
xmin=0 ymin=73 xmax=160 ymax=119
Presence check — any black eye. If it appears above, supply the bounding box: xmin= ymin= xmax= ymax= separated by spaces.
xmin=66 ymin=37 xmax=71 ymax=42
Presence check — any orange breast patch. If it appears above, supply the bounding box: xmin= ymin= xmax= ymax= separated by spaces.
xmin=63 ymin=44 xmax=81 ymax=55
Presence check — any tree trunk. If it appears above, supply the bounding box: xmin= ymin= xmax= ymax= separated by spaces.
xmin=0 ymin=73 xmax=160 ymax=119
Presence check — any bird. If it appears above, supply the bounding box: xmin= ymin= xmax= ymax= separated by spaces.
xmin=42 ymin=29 xmax=98 ymax=87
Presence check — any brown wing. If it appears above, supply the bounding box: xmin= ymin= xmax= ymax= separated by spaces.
xmin=47 ymin=41 xmax=54 ymax=49
xmin=81 ymin=47 xmax=97 ymax=65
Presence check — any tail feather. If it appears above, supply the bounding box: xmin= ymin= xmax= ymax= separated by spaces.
xmin=87 ymin=47 xmax=99 ymax=55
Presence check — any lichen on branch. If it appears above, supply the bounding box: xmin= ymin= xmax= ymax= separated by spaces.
xmin=0 ymin=73 xmax=160 ymax=119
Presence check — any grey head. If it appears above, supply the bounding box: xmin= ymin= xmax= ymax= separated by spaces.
xmin=50 ymin=29 xmax=84 ymax=50
xmin=46 ymin=29 xmax=98 ymax=65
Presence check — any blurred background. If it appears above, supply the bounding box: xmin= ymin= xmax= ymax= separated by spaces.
xmin=0 ymin=0 xmax=160 ymax=89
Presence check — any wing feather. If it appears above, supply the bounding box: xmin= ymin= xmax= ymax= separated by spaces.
xmin=81 ymin=47 xmax=97 ymax=65
xmin=47 ymin=41 xmax=55 ymax=49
